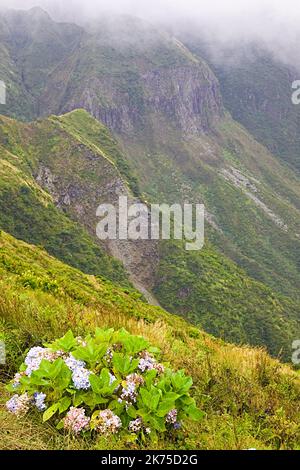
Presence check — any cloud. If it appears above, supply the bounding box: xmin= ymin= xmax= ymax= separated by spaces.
xmin=1 ymin=0 xmax=300 ymax=69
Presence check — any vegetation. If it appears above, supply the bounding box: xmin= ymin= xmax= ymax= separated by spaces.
xmin=155 ymin=240 xmax=300 ymax=361
xmin=0 ymin=231 xmax=300 ymax=450
xmin=0 ymin=110 xmax=299 ymax=358
xmin=6 ymin=328 xmax=202 ymax=444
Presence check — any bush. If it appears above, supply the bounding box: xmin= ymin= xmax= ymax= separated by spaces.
xmin=5 ymin=328 xmax=203 ymax=443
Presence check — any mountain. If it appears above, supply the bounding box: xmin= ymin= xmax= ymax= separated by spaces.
xmin=0 ymin=7 xmax=300 ymax=451
xmin=178 ymin=34 xmax=300 ymax=173
xmin=1 ymin=230 xmax=300 ymax=450
xmin=0 ymin=109 xmax=299 ymax=360
xmin=0 ymin=9 xmax=299 ymax=304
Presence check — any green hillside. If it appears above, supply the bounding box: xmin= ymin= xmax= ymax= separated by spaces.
xmin=1 ymin=9 xmax=300 ymax=303
xmin=0 ymin=114 xmax=132 ymax=288
xmin=0 ymin=110 xmax=299 ymax=358
xmin=180 ymin=37 xmax=300 ymax=173
xmin=0 ymin=231 xmax=300 ymax=450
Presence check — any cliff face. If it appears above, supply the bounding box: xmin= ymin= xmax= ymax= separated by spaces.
xmin=55 ymin=65 xmax=223 ymax=135
xmin=34 ymin=18 xmax=224 ymax=135
xmin=0 ymin=10 xmax=224 ymax=135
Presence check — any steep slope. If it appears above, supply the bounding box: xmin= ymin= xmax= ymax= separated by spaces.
xmin=0 ymin=113 xmax=134 ymax=288
xmin=0 ymin=230 xmax=300 ymax=450
xmin=0 ymin=110 xmax=300 ymax=358
xmin=178 ymin=38 xmax=300 ymax=173
xmin=0 ymin=7 xmax=83 ymax=120
xmin=1 ymin=9 xmax=298 ymax=301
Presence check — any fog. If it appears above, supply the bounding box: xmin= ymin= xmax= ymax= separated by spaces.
xmin=1 ymin=0 xmax=300 ymax=69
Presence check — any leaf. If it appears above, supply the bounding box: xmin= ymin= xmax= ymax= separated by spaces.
xmin=94 ymin=327 xmax=114 ymax=344
xmin=73 ymin=392 xmax=84 ymax=407
xmin=126 ymin=406 xmax=137 ymax=419
xmin=58 ymin=396 xmax=71 ymax=414
xmin=56 ymin=420 xmax=64 ymax=430
xmin=112 ymin=353 xmax=139 ymax=376
xmin=156 ymin=399 xmax=176 ymax=417
xmin=43 ymin=403 xmax=59 ymax=422
xmin=148 ymin=416 xmax=166 ymax=432
xmin=144 ymin=369 xmax=158 ymax=388
xmin=185 ymin=405 xmax=205 ymax=421
xmin=73 ymin=340 xmax=106 ymax=368
xmin=171 ymin=371 xmax=193 ymax=394
xmin=49 ymin=330 xmax=77 ymax=352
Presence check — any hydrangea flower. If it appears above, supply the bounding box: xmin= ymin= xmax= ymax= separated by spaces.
xmin=72 ymin=367 xmax=91 ymax=390
xmin=121 ymin=380 xmax=137 ymax=404
xmin=75 ymin=336 xmax=87 ymax=347
xmin=138 ymin=351 xmax=156 ymax=372
xmin=95 ymin=409 xmax=122 ymax=435
xmin=166 ymin=408 xmax=178 ymax=425
xmin=6 ymin=393 xmax=31 ymax=417
xmin=120 ymin=373 xmax=144 ymax=405
xmin=24 ymin=347 xmax=62 ymax=376
xmin=63 ymin=407 xmax=90 ymax=434
xmin=104 ymin=348 xmax=114 ymax=363
xmin=126 ymin=373 xmax=144 ymax=387
xmin=64 ymin=354 xmax=86 ymax=371
xmin=109 ymin=372 xmax=117 ymax=386
xmin=12 ymin=372 xmax=25 ymax=389
xmin=33 ymin=392 xmax=47 ymax=411
xmin=64 ymin=354 xmax=91 ymax=390
xmin=153 ymin=363 xmax=165 ymax=374
xmin=129 ymin=417 xmax=143 ymax=433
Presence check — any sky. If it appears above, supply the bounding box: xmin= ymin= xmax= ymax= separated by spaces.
xmin=1 ymin=0 xmax=300 ymax=68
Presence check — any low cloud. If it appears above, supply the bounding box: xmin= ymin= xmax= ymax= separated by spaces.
xmin=1 ymin=0 xmax=300 ymax=69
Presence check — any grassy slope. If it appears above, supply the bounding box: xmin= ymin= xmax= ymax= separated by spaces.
xmin=155 ymin=240 xmax=300 ymax=360
xmin=0 ymin=230 xmax=300 ymax=450
xmin=1 ymin=110 xmax=299 ymax=358
xmin=60 ymin=111 xmax=300 ymax=360
xmin=0 ymin=114 xmax=132 ymax=288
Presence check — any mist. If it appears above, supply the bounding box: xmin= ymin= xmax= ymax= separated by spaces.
xmin=1 ymin=0 xmax=300 ymax=70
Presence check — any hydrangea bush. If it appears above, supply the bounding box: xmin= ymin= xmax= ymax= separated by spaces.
xmin=6 ymin=328 xmax=203 ymax=442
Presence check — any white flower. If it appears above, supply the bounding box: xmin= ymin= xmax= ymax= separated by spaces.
xmin=63 ymin=407 xmax=90 ymax=434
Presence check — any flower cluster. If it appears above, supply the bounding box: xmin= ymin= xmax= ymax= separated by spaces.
xmin=128 ymin=417 xmax=151 ymax=435
xmin=138 ymin=351 xmax=156 ymax=372
xmin=166 ymin=408 xmax=181 ymax=429
xmin=6 ymin=393 xmax=31 ymax=417
xmin=63 ymin=407 xmax=90 ymax=434
xmin=33 ymin=392 xmax=47 ymax=411
xmin=12 ymin=372 xmax=26 ymax=389
xmin=64 ymin=354 xmax=91 ymax=390
xmin=6 ymin=328 xmax=201 ymax=441
xmin=120 ymin=373 xmax=144 ymax=405
xmin=72 ymin=367 xmax=91 ymax=390
xmin=24 ymin=347 xmax=62 ymax=376
xmin=76 ymin=336 xmax=87 ymax=347
xmin=94 ymin=409 xmax=122 ymax=435
xmin=104 ymin=347 xmax=114 ymax=364
xmin=138 ymin=351 xmax=165 ymax=375
xmin=166 ymin=408 xmax=178 ymax=424
xmin=129 ymin=417 xmax=143 ymax=432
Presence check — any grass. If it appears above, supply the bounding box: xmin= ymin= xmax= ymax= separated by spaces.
xmin=0 ymin=110 xmax=300 ymax=359
xmin=0 ymin=231 xmax=299 ymax=450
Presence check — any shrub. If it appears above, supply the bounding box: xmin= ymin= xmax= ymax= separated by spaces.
xmin=5 ymin=328 xmax=203 ymax=443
